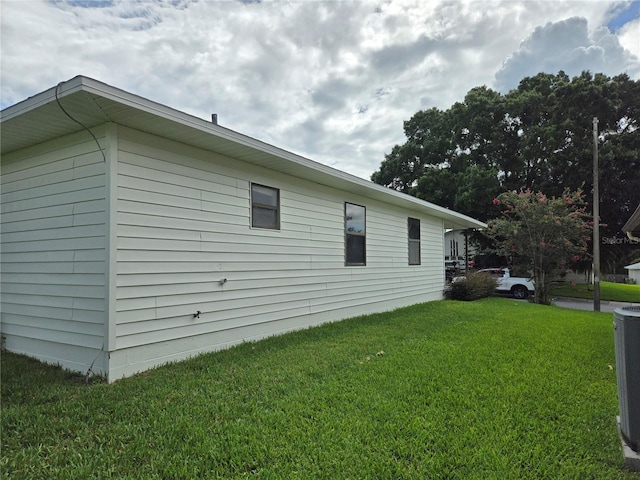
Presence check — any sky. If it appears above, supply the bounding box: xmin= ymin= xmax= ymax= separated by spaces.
xmin=1 ymin=0 xmax=639 ymax=180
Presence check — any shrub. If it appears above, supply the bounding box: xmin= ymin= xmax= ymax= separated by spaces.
xmin=445 ymin=271 xmax=497 ymax=301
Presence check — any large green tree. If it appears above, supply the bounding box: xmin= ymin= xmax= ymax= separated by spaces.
xmin=372 ymin=71 xmax=640 ymax=269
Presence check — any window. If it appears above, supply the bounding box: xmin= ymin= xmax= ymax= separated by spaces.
xmin=251 ymin=183 xmax=280 ymax=229
xmin=408 ymin=217 xmax=421 ymax=265
xmin=345 ymin=203 xmax=366 ymax=265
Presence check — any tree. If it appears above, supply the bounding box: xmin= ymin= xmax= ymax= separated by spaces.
xmin=484 ymin=189 xmax=591 ymax=305
xmin=413 ymin=165 xmax=501 ymax=221
xmin=371 ymin=71 xmax=640 ymax=272
xmin=370 ymin=107 xmax=452 ymax=193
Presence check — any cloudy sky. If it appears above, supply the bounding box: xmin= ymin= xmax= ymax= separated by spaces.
xmin=1 ymin=0 xmax=639 ymax=179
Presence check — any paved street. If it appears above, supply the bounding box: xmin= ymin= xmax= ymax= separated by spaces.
xmin=552 ymin=297 xmax=640 ymax=313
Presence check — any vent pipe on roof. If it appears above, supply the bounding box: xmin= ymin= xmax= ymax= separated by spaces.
xmin=211 ymin=114 xmax=218 ymax=124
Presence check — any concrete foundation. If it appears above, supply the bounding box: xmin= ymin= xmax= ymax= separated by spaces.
xmin=618 ymin=417 xmax=640 ymax=472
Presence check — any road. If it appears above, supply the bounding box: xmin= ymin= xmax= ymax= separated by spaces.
xmin=552 ymin=297 xmax=640 ymax=313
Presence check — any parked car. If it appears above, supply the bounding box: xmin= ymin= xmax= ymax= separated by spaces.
xmin=478 ymin=268 xmax=535 ymax=299
xmin=451 ymin=268 xmax=534 ymax=299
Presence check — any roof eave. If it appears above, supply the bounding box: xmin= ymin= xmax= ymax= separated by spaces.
xmin=1 ymin=75 xmax=486 ymax=230
xmin=622 ymin=204 xmax=640 ymax=241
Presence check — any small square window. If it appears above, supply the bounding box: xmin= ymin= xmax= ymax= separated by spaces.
xmin=408 ymin=217 xmax=420 ymax=265
xmin=251 ymin=183 xmax=280 ymax=229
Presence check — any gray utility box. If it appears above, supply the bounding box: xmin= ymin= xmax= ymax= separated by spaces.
xmin=614 ymin=306 xmax=640 ymax=452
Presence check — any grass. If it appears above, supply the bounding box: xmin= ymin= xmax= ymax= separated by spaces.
xmin=552 ymin=280 xmax=640 ymax=303
xmin=2 ymin=298 xmax=638 ymax=479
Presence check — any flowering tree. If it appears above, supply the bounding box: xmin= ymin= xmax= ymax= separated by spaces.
xmin=485 ymin=189 xmax=592 ymax=304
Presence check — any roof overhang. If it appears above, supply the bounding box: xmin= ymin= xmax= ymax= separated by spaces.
xmin=622 ymin=204 xmax=640 ymax=242
xmin=1 ymin=75 xmax=486 ymax=231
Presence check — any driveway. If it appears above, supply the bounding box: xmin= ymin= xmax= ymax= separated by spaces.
xmin=552 ymin=297 xmax=640 ymax=313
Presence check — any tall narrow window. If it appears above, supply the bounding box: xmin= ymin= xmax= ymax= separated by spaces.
xmin=345 ymin=203 xmax=366 ymax=265
xmin=251 ymin=183 xmax=280 ymax=229
xmin=408 ymin=217 xmax=421 ymax=265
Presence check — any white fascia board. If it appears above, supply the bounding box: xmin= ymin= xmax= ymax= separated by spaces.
xmin=0 ymin=76 xmax=85 ymax=122
xmin=623 ymin=204 xmax=640 ymax=241
xmin=2 ymin=75 xmax=487 ymax=230
xmin=77 ymin=77 xmax=486 ymax=229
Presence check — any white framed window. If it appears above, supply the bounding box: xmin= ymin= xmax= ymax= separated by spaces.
xmin=408 ymin=217 xmax=421 ymax=265
xmin=345 ymin=203 xmax=366 ymax=265
xmin=251 ymin=183 xmax=280 ymax=229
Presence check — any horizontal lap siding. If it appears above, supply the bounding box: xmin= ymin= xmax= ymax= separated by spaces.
xmin=1 ymin=133 xmax=108 ymax=372
xmin=113 ymin=128 xmax=444 ymax=377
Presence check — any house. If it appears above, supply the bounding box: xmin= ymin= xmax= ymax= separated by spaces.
xmin=1 ymin=76 xmax=486 ymax=382
xmin=444 ymin=229 xmax=476 ymax=274
xmin=625 ymin=263 xmax=640 ymax=284
xmin=623 ymin=204 xmax=640 ymax=242
xmin=622 ymin=205 xmax=640 ymax=284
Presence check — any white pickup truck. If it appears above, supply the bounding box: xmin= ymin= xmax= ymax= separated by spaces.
xmin=478 ymin=268 xmax=535 ymax=299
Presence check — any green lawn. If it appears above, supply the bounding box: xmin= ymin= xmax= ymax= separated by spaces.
xmin=2 ymin=298 xmax=638 ymax=479
xmin=552 ymin=280 xmax=640 ymax=303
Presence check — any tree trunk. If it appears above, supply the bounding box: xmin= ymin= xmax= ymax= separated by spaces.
xmin=534 ymin=270 xmax=552 ymax=305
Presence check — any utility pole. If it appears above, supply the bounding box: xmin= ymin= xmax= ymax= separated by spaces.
xmin=593 ymin=117 xmax=601 ymax=312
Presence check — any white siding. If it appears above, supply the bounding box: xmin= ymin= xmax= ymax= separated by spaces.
xmin=0 ymin=132 xmax=108 ymax=374
xmin=627 ymin=264 xmax=640 ymax=284
xmin=111 ymin=128 xmax=445 ymax=379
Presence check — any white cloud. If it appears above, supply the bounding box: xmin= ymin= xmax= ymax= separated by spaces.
xmin=494 ymin=16 xmax=640 ymax=92
xmin=617 ymin=16 xmax=640 ymax=58
xmin=1 ymin=0 xmax=638 ymax=180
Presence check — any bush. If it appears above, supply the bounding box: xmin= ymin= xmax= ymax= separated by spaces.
xmin=445 ymin=271 xmax=497 ymax=301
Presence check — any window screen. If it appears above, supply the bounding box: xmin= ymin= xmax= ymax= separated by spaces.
xmin=251 ymin=183 xmax=280 ymax=229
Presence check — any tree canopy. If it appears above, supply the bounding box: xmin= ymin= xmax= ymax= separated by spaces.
xmin=371 ymin=71 xmax=640 ymax=267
